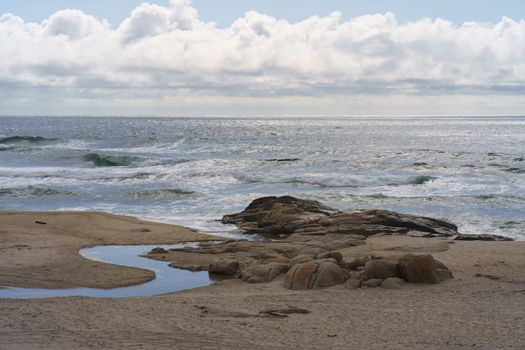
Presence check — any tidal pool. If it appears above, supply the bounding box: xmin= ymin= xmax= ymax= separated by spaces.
xmin=0 ymin=242 xmax=213 ymax=299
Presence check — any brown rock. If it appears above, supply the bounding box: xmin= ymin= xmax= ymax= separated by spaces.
xmin=344 ymin=278 xmax=361 ymax=290
xmin=288 ymin=254 xmax=315 ymax=268
xmin=317 ymin=251 xmax=343 ymax=265
xmin=208 ymin=259 xmax=240 ymax=275
xmin=222 ymin=196 xmax=460 ymax=239
xmin=398 ymin=254 xmax=453 ymax=283
xmin=239 ymin=262 xmax=288 ymax=283
xmin=362 ymin=279 xmax=383 ymax=288
xmin=284 ymin=261 xmax=346 ymax=290
xmin=381 ymin=277 xmax=405 ymax=289
xmin=364 ymin=259 xmax=399 ymax=280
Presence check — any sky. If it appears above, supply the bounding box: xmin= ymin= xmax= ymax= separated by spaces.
xmin=0 ymin=0 xmax=524 ymax=116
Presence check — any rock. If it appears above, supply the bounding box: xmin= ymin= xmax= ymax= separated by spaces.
xmin=288 ymin=254 xmax=315 ymax=268
xmin=347 ymin=256 xmax=371 ymax=270
xmin=317 ymin=251 xmax=343 ymax=265
xmin=208 ymin=259 xmax=241 ymax=275
xmin=381 ymin=277 xmax=405 ymax=289
xmin=222 ymin=196 xmax=459 ymax=239
xmin=149 ymin=247 xmax=169 ymax=254
xmin=454 ymin=234 xmax=513 ymax=242
xmin=316 ymin=210 xmax=458 ymax=237
xmin=398 ymin=254 xmax=453 ymax=283
xmin=284 ymin=261 xmax=346 ymax=290
xmin=364 ymin=259 xmax=399 ymax=280
xmin=222 ymin=196 xmax=339 ymax=232
xmin=344 ymin=278 xmax=361 ymax=290
xmin=362 ymin=279 xmax=383 ymax=288
xmin=239 ymin=262 xmax=288 ymax=283
xmin=406 ymin=230 xmax=433 ymax=238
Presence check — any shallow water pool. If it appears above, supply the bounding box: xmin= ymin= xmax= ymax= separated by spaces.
xmin=0 ymin=242 xmax=213 ymax=299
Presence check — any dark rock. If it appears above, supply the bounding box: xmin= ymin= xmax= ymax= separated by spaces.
xmin=454 ymin=234 xmax=513 ymax=242
xmin=222 ymin=196 xmax=459 ymax=239
xmin=398 ymin=254 xmax=453 ymax=283
xmin=149 ymin=247 xmax=169 ymax=254
xmin=222 ymin=196 xmax=338 ymax=228
xmin=316 ymin=210 xmax=458 ymax=237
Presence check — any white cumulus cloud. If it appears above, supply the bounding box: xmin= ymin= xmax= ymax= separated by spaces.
xmin=0 ymin=0 xmax=524 ymax=115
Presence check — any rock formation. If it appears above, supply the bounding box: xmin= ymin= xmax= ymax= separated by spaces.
xmin=147 ymin=196 xmax=510 ymax=291
xmin=222 ymin=196 xmax=459 ymax=238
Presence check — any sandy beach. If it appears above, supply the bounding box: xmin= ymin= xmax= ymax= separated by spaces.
xmin=0 ymin=211 xmax=213 ymax=289
xmin=0 ymin=211 xmax=524 ymax=349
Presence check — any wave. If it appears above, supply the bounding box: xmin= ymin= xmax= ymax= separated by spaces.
xmin=503 ymin=167 xmax=525 ymax=174
xmin=238 ymin=173 xmax=437 ymax=188
xmin=405 ymin=175 xmax=436 ymax=185
xmin=0 ymin=136 xmax=57 ymax=144
xmin=126 ymin=188 xmax=195 ymax=200
xmin=82 ymin=153 xmax=142 ymax=167
xmin=263 ymin=158 xmax=301 ymax=162
xmin=0 ymin=186 xmax=74 ymax=198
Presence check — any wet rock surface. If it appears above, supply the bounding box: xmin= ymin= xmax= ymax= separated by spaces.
xmin=222 ymin=196 xmax=459 ymax=238
xmin=146 ymin=196 xmax=510 ymax=290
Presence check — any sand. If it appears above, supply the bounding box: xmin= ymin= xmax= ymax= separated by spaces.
xmin=0 ymin=211 xmax=213 ymax=289
xmin=0 ymin=211 xmax=524 ymax=349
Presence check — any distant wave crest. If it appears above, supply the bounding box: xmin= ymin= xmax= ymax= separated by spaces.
xmin=82 ymin=153 xmax=142 ymax=167
xmin=0 ymin=136 xmax=57 ymax=144
xmin=126 ymin=188 xmax=195 ymax=200
xmin=0 ymin=186 xmax=74 ymax=198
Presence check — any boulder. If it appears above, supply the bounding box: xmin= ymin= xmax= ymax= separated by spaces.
xmin=344 ymin=278 xmax=361 ymax=290
xmin=381 ymin=277 xmax=405 ymax=289
xmin=288 ymin=254 xmax=316 ymax=268
xmin=221 ymin=196 xmax=462 ymax=239
xmin=149 ymin=247 xmax=169 ymax=255
xmin=317 ymin=251 xmax=344 ymax=265
xmin=364 ymin=259 xmax=399 ymax=280
xmin=284 ymin=261 xmax=346 ymax=290
xmin=398 ymin=255 xmax=453 ymax=283
xmin=239 ymin=262 xmax=288 ymax=283
xmin=208 ymin=259 xmax=241 ymax=275
xmin=347 ymin=256 xmax=371 ymax=270
xmin=362 ymin=279 xmax=383 ymax=288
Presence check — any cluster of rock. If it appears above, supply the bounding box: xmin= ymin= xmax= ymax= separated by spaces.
xmin=148 ymin=196 xmax=508 ymax=291
xmin=206 ymin=247 xmax=452 ymax=290
xmin=284 ymin=253 xmax=452 ymax=290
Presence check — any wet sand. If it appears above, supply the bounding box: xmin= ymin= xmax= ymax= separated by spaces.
xmin=0 ymin=212 xmax=524 ymax=349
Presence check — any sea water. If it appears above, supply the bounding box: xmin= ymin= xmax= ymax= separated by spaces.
xmin=0 ymin=116 xmax=524 ymax=240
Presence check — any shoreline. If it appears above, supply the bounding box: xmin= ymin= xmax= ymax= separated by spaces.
xmin=0 ymin=211 xmax=216 ymax=289
xmin=0 ymin=210 xmax=524 ymax=349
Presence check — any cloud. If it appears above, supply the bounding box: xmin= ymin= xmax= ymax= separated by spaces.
xmin=0 ymin=1 xmax=524 ymax=115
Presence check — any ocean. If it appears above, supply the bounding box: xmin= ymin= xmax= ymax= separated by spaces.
xmin=0 ymin=116 xmax=523 ymax=240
